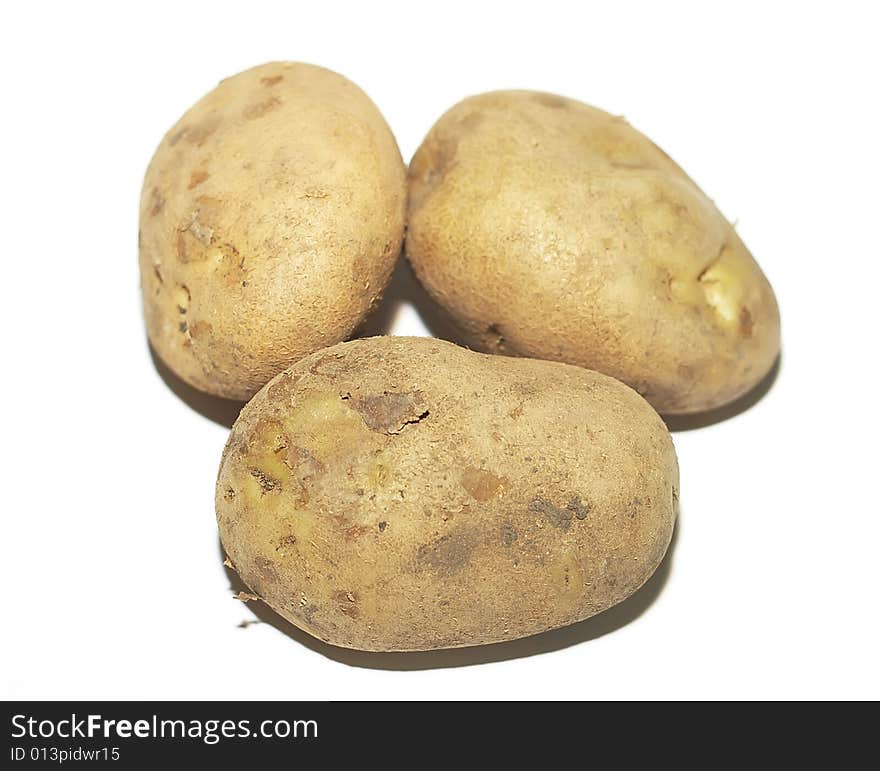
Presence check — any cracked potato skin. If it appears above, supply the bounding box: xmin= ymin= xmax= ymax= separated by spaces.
xmin=406 ymin=91 xmax=780 ymax=415
xmin=216 ymin=336 xmax=679 ymax=652
xmin=139 ymin=62 xmax=406 ymax=400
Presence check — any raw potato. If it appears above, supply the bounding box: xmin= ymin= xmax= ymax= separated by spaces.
xmin=407 ymin=91 xmax=781 ymax=414
xmin=139 ymin=62 xmax=406 ymax=400
xmin=216 ymin=336 xmax=678 ymax=652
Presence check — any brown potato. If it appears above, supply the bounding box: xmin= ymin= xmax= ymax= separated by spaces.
xmin=216 ymin=336 xmax=678 ymax=651
xmin=140 ymin=62 xmax=406 ymax=400
xmin=407 ymin=91 xmax=781 ymax=414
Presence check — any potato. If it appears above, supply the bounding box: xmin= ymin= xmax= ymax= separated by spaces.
xmin=139 ymin=62 xmax=406 ymax=400
xmin=407 ymin=91 xmax=780 ymax=414
xmin=216 ymin=336 xmax=678 ymax=651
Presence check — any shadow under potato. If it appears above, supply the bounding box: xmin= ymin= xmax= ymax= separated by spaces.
xmin=148 ymin=343 xmax=244 ymax=429
xmin=352 ymin=257 xmax=469 ymax=345
xmin=662 ymin=354 xmax=781 ymax=432
xmin=220 ymin=521 xmax=679 ymax=671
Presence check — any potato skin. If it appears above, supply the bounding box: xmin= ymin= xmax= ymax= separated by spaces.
xmin=140 ymin=62 xmax=406 ymax=400
xmin=407 ymin=91 xmax=780 ymax=415
xmin=216 ymin=337 xmax=678 ymax=652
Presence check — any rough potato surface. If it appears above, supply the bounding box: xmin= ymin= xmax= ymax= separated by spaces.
xmin=140 ymin=62 xmax=406 ymax=399
xmin=407 ymin=91 xmax=781 ymax=414
xmin=216 ymin=337 xmax=679 ymax=651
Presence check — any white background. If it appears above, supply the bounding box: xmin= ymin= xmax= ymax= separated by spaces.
xmin=2 ymin=1 xmax=878 ymax=700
